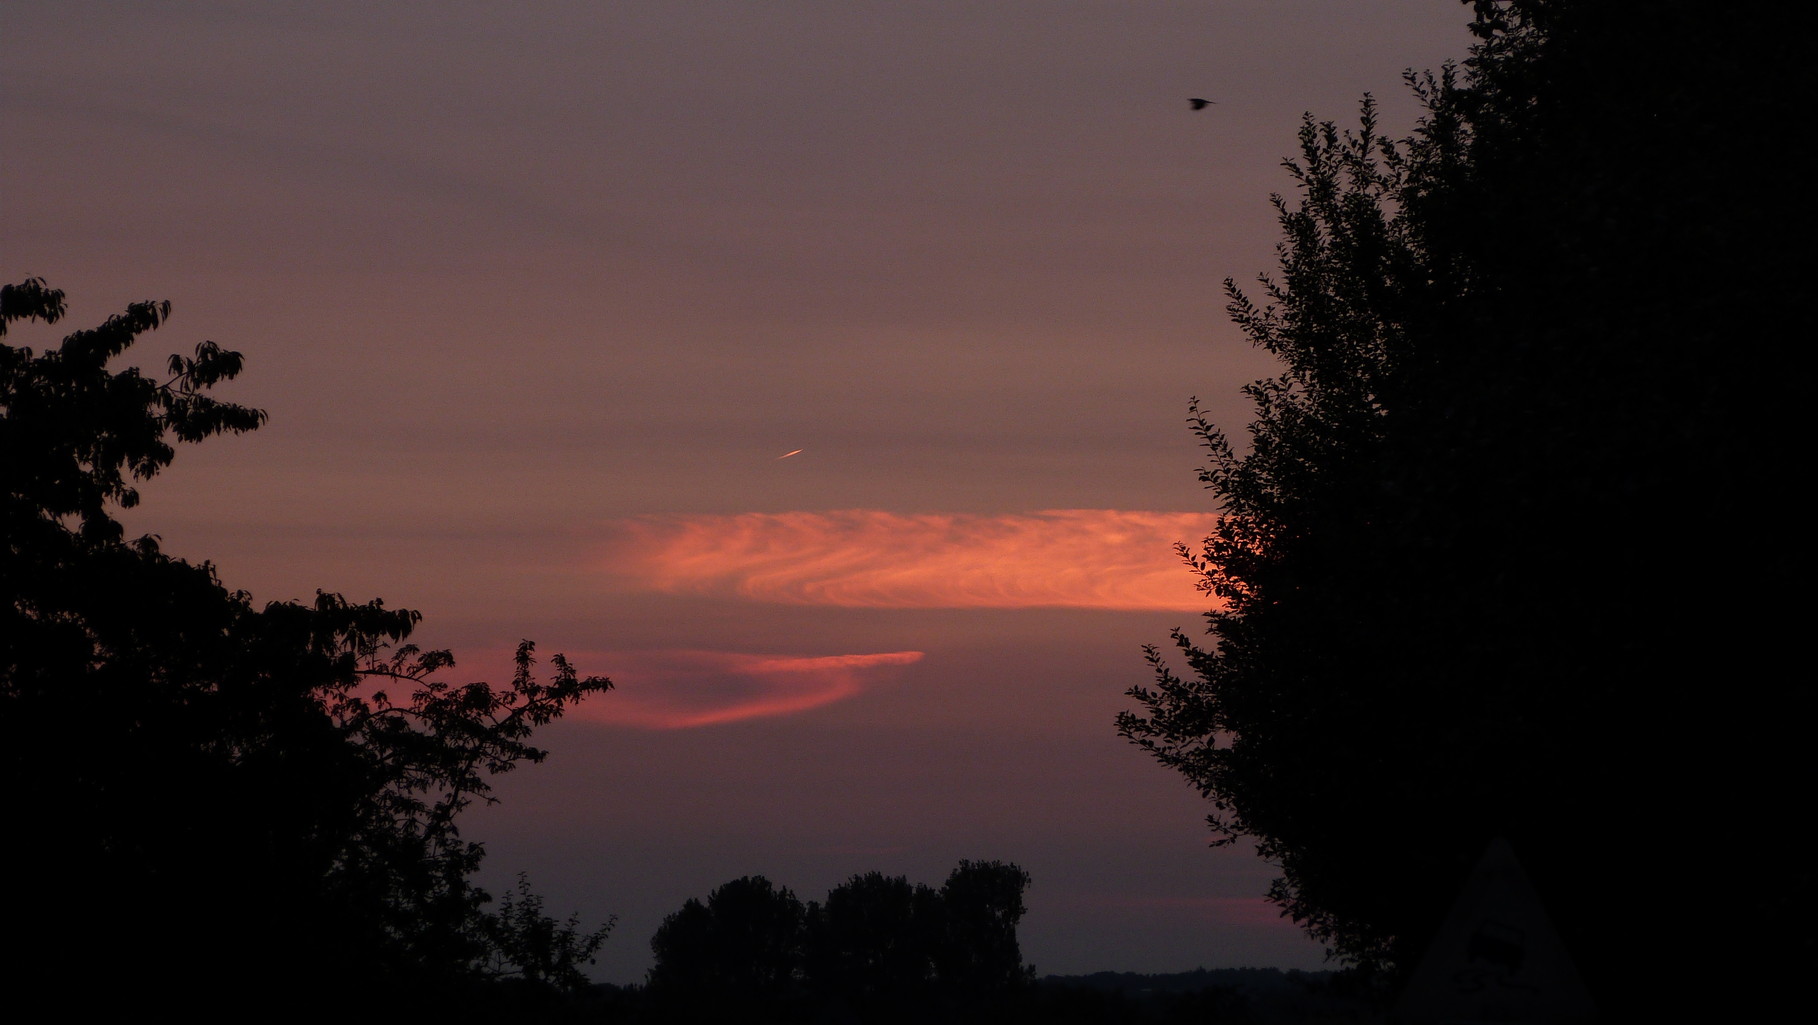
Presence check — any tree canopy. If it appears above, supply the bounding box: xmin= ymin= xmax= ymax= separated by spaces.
xmin=646 ymin=862 xmax=1033 ymax=1023
xmin=649 ymin=875 xmax=808 ymax=1000
xmin=1119 ymin=0 xmax=1806 ymax=1015
xmin=1 ymin=279 xmax=613 ymax=1011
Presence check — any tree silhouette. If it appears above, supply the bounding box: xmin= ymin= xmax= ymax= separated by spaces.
xmin=1 ymin=280 xmax=612 ymax=1010
xmin=648 ymin=875 xmax=807 ymax=1003
xmin=936 ymin=860 xmax=1035 ymax=993
xmin=483 ymin=875 xmax=614 ymax=992
xmin=807 ymin=871 xmax=946 ymax=1003
xmin=647 ymin=862 xmax=1033 ymax=1021
xmin=1118 ymin=1 xmax=1806 ymax=1015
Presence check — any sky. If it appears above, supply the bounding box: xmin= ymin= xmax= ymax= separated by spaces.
xmin=5 ymin=1 xmax=1475 ymax=984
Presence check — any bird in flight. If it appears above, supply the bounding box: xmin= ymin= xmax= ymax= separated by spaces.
xmin=1189 ymin=98 xmax=1217 ymax=110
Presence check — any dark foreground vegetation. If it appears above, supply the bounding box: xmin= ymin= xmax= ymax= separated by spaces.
xmin=1 ymin=280 xmax=613 ymax=1015
xmin=1120 ymin=0 xmax=1808 ymax=1020
xmin=576 ymin=968 xmax=1373 ymax=1025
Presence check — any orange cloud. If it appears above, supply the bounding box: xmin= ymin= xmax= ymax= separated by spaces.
xmin=598 ymin=509 xmax=1221 ymax=611
xmin=562 ymin=649 xmax=924 ymax=729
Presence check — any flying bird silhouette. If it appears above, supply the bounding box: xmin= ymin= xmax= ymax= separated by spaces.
xmin=1189 ymin=98 xmax=1217 ymax=110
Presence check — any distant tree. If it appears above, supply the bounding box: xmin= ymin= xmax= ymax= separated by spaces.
xmin=648 ymin=862 xmax=1033 ymax=1020
xmin=647 ymin=875 xmax=807 ymax=1000
xmin=0 ymin=280 xmax=613 ymax=1009
xmin=936 ymin=860 xmax=1034 ymax=993
xmin=806 ymin=871 xmax=946 ymax=1003
xmin=1118 ymin=0 xmax=1805 ymax=1015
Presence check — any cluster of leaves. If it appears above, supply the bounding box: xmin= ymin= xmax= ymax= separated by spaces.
xmin=1119 ymin=0 xmax=1806 ymax=1013
xmin=1 ymin=279 xmax=612 ymax=1010
xmin=644 ymin=862 xmax=1033 ymax=1023
xmin=1124 ymin=85 xmax=1480 ymax=973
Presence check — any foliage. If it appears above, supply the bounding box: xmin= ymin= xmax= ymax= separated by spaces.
xmin=646 ymin=862 xmax=1033 ymax=1021
xmin=648 ymin=875 xmax=807 ymax=999
xmin=1122 ymin=82 xmax=1474 ymax=973
xmin=484 ymin=872 xmax=616 ymax=992
xmin=808 ymin=862 xmax=1033 ymax=1002
xmin=1 ymin=279 xmax=613 ymax=1006
xmin=805 ymin=871 xmax=946 ymax=1001
xmin=934 ymin=860 xmax=1035 ymax=993
xmin=1118 ymin=0 xmax=1806 ymax=1010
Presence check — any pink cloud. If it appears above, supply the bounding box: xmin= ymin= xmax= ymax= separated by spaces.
xmin=559 ymin=648 xmax=925 ymax=729
xmin=597 ymin=509 xmax=1222 ymax=611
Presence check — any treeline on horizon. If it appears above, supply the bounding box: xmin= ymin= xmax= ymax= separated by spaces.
xmin=590 ymin=958 xmax=1368 ymax=1025
xmin=619 ymin=862 xmax=1033 ymax=1024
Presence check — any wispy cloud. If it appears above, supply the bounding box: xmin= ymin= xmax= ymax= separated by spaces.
xmin=597 ymin=509 xmax=1220 ymax=611
xmin=561 ymin=649 xmax=925 ymax=729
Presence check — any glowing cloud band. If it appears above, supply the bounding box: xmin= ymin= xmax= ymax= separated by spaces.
xmin=561 ymin=649 xmax=924 ymax=729
xmin=599 ymin=509 xmax=1221 ymax=611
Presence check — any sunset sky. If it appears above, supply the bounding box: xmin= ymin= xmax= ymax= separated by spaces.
xmin=6 ymin=1 xmax=1473 ymax=982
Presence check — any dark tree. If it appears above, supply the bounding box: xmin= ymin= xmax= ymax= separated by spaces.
xmin=1118 ymin=1 xmax=1806 ymax=1015
xmin=647 ymin=862 xmax=1033 ymax=1021
xmin=936 ymin=860 xmax=1034 ymax=993
xmin=805 ymin=871 xmax=946 ymax=1003
xmin=647 ymin=875 xmax=807 ymax=1001
xmin=484 ymin=873 xmax=617 ymax=993
xmin=1 ymin=280 xmax=613 ymax=1010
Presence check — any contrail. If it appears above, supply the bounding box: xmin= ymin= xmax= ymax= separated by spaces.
xmin=777 ymin=449 xmax=803 ymax=459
